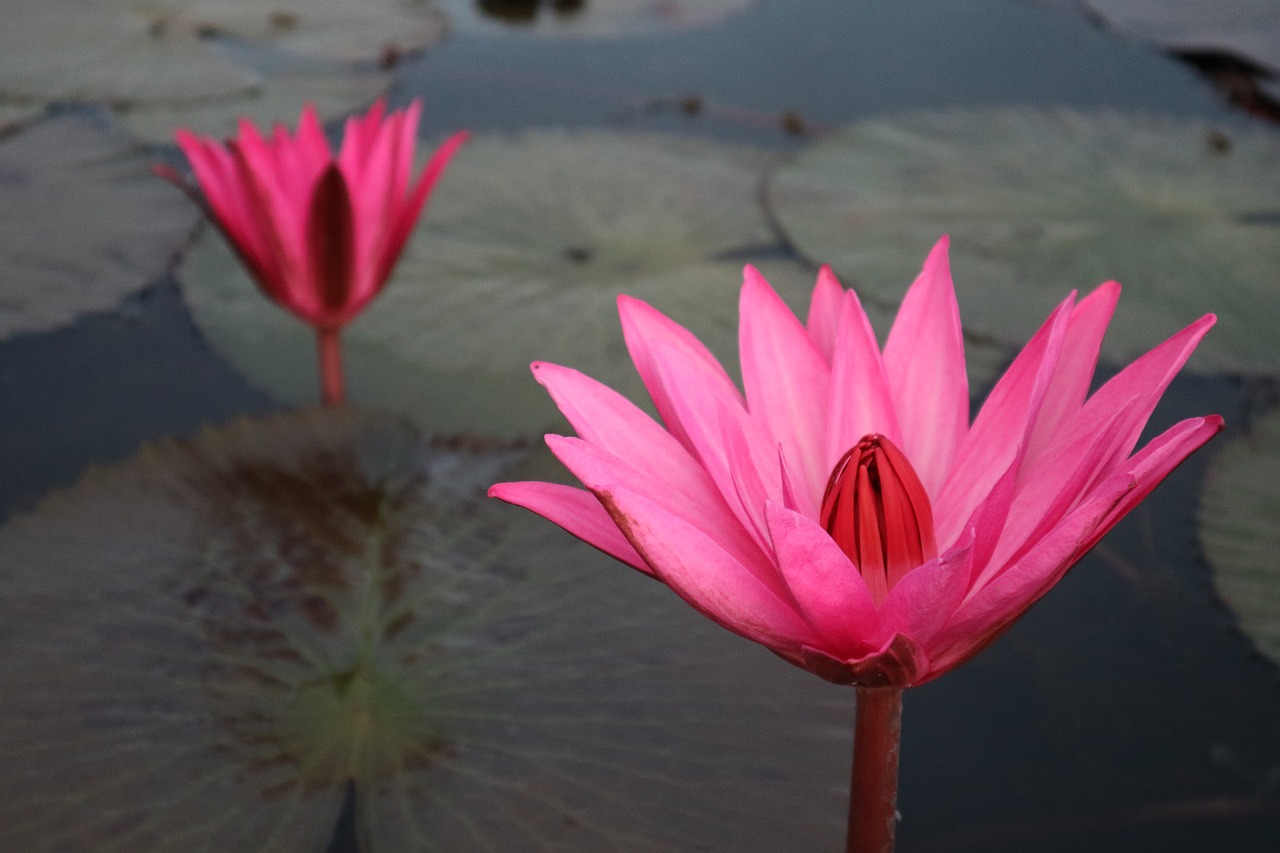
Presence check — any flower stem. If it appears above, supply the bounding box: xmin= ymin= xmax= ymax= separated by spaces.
xmin=317 ymin=327 xmax=345 ymax=407
xmin=847 ymin=687 xmax=903 ymax=853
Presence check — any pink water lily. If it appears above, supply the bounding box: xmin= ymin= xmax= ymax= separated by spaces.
xmin=159 ymin=100 xmax=467 ymax=405
xmin=490 ymin=237 xmax=1222 ymax=690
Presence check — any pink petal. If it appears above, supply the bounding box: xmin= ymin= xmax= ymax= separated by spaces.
xmin=764 ymin=500 xmax=879 ymax=654
xmin=1081 ymin=414 xmax=1225 ymax=554
xmin=1023 ymin=282 xmax=1120 ymax=467
xmin=1035 ymin=314 xmax=1216 ymax=479
xmin=545 ymin=435 xmax=770 ymax=589
xmin=376 ymin=129 xmax=470 ymax=288
xmin=739 ymin=265 xmax=831 ymax=505
xmin=877 ymin=530 xmax=975 ymax=647
xmin=882 ymin=236 xmax=969 ymax=496
xmin=488 ymin=481 xmax=651 ymax=574
xmin=617 ymin=294 xmax=743 ymax=454
xmin=806 ymin=265 xmax=845 ymax=362
xmin=826 ymin=287 xmax=903 ymax=473
xmin=598 ymin=484 xmax=823 ymax=654
xmin=934 ymin=292 xmax=1074 ymax=546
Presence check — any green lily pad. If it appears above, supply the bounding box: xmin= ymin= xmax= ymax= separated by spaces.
xmin=1200 ymin=408 xmax=1280 ymax=669
xmin=0 ymin=113 xmax=196 ymax=340
xmin=181 ymin=130 xmax=811 ymax=436
xmin=119 ymin=55 xmax=392 ymax=143
xmin=0 ymin=407 xmax=850 ymax=851
xmin=768 ymin=108 xmax=1280 ymax=376
xmin=0 ymin=0 xmax=445 ymax=106
xmin=433 ymin=0 xmax=754 ymax=37
xmin=1089 ymin=0 xmax=1280 ymax=74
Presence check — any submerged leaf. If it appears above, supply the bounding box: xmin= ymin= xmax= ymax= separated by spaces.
xmin=0 ymin=113 xmax=195 ymax=339
xmin=0 ymin=408 xmax=849 ymax=851
xmin=1200 ymin=407 xmax=1280 ymax=669
xmin=768 ymin=108 xmax=1280 ymax=375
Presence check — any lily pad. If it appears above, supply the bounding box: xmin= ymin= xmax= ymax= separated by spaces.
xmin=0 ymin=407 xmax=850 ymax=851
xmin=768 ymin=108 xmax=1280 ymax=376
xmin=433 ymin=0 xmax=754 ymax=38
xmin=0 ymin=0 xmax=445 ymax=106
xmin=0 ymin=113 xmax=196 ymax=340
xmin=1200 ymin=408 xmax=1280 ymax=669
xmin=1089 ymin=0 xmax=1280 ymax=75
xmin=181 ymin=130 xmax=809 ymax=436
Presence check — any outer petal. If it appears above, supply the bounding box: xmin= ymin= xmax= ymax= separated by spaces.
xmin=806 ymin=265 xmax=845 ymax=364
xmin=545 ymin=435 xmax=770 ymax=590
xmin=764 ymin=501 xmax=878 ymax=654
xmin=1033 ymin=314 xmax=1216 ymax=479
xmin=877 ymin=530 xmax=975 ymax=648
xmin=934 ymin=292 xmax=1073 ymax=546
xmin=826 ymin=287 xmax=902 ymax=473
xmin=1080 ymin=414 xmax=1224 ymax=554
xmin=488 ymin=481 xmax=651 ymax=574
xmin=376 ymin=129 xmax=470 ymax=287
xmin=531 ymin=361 xmax=711 ymax=505
xmin=882 ymin=236 xmax=969 ymax=496
xmin=599 ymin=485 xmax=823 ymax=654
xmin=1023 ymin=282 xmax=1119 ymax=467
xmin=925 ymin=474 xmax=1137 ymax=677
xmin=740 ymin=265 xmax=831 ymax=506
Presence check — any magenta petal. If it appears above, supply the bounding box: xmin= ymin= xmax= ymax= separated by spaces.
xmin=877 ymin=531 xmax=975 ymax=648
xmin=532 ymin=361 xmax=709 ymax=501
xmin=740 ymin=265 xmax=831 ymax=505
xmin=599 ymin=485 xmax=822 ymax=654
xmin=826 ymin=288 xmax=903 ymax=473
xmin=618 ymin=294 xmax=743 ymax=454
xmin=544 ymin=434 xmax=769 ymax=586
xmin=1023 ymin=282 xmax=1120 ymax=466
xmin=488 ymin=481 xmax=652 ymax=574
xmin=934 ymin=292 xmax=1073 ymax=545
xmin=882 ymin=236 xmax=969 ymax=496
xmin=764 ymin=501 xmax=879 ymax=654
xmin=1081 ymin=414 xmax=1225 ymax=553
xmin=806 ymin=265 xmax=845 ymax=364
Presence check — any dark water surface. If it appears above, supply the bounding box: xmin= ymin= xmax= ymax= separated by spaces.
xmin=1 ymin=1 xmax=1278 ymax=851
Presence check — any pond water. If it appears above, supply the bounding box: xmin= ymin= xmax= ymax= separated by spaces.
xmin=1 ymin=1 xmax=1279 ymax=851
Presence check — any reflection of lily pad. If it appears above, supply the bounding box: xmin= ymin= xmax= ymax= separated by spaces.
xmin=1090 ymin=0 xmax=1280 ymax=75
xmin=768 ymin=108 xmax=1280 ymax=375
xmin=0 ymin=0 xmax=445 ymax=105
xmin=181 ymin=130 xmax=812 ymax=436
xmin=0 ymin=408 xmax=849 ymax=851
xmin=0 ymin=113 xmax=195 ymax=340
xmin=1200 ymin=408 xmax=1280 ymax=669
xmin=434 ymin=0 xmax=754 ymax=37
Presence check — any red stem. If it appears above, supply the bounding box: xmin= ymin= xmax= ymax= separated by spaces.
xmin=317 ymin=327 xmax=345 ymax=407
xmin=847 ymin=687 xmax=903 ymax=853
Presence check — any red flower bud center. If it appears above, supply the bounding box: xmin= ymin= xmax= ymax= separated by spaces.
xmin=819 ymin=434 xmax=938 ymax=605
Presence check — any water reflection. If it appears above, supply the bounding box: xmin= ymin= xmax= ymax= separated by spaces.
xmin=476 ymin=0 xmax=587 ymax=25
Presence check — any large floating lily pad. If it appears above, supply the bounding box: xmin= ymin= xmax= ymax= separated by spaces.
xmin=182 ymin=130 xmax=801 ymax=435
xmin=0 ymin=407 xmax=850 ymax=851
xmin=180 ymin=129 xmax=1009 ymax=437
xmin=0 ymin=0 xmax=445 ymax=106
xmin=1200 ymin=408 xmax=1280 ymax=669
xmin=0 ymin=113 xmax=195 ymax=340
xmin=1089 ymin=0 xmax=1280 ymax=74
xmin=433 ymin=0 xmax=754 ymax=38
xmin=768 ymin=108 xmax=1280 ymax=376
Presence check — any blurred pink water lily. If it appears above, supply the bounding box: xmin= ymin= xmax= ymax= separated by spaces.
xmin=490 ymin=237 xmax=1222 ymax=689
xmin=159 ymin=100 xmax=467 ymax=404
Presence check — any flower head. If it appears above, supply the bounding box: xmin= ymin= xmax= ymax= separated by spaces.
xmin=490 ymin=237 xmax=1222 ymax=688
xmin=160 ymin=100 xmax=468 ymax=330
